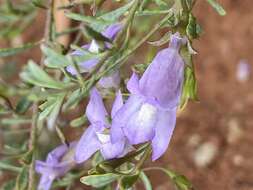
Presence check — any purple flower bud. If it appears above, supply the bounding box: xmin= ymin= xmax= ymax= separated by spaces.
xmin=111 ymin=33 xmax=186 ymax=160
xmin=75 ymin=88 xmax=131 ymax=163
xmin=66 ymin=24 xmax=122 ymax=89
xmin=35 ymin=142 xmax=77 ymax=190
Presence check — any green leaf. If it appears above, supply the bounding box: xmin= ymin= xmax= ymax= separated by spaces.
xmin=20 ymin=60 xmax=68 ymax=89
xmin=154 ymin=0 xmax=168 ymax=9
xmin=32 ymin=0 xmax=48 ymax=9
xmin=98 ymin=1 xmax=133 ymax=22
xmin=206 ymin=0 xmax=226 ymax=16
xmin=80 ymin=173 xmax=119 ymax=188
xmin=0 ymin=160 xmax=22 ymax=173
xmin=70 ymin=115 xmax=87 ymax=127
xmin=0 ymin=117 xmax=31 ymax=126
xmin=120 ymin=173 xmax=140 ymax=189
xmin=15 ymin=97 xmax=32 ymax=114
xmin=39 ymin=93 xmax=65 ymax=129
xmin=62 ymin=88 xmax=88 ymax=111
xmin=140 ymin=172 xmax=152 ymax=190
xmin=174 ymin=174 xmax=194 ymax=190
xmin=180 ymin=0 xmax=196 ymax=11
xmin=137 ymin=9 xmax=171 ymax=16
xmin=42 ymin=45 xmax=70 ymax=68
xmin=65 ymin=12 xmax=113 ymax=32
xmin=19 ymin=149 xmax=34 ymax=165
xmin=186 ymin=14 xmax=199 ymax=40
xmin=0 ymin=42 xmax=39 ymax=57
xmin=179 ymin=45 xmax=198 ymax=109
xmin=84 ymin=26 xmax=111 ymax=43
xmin=15 ymin=166 xmax=29 ymax=190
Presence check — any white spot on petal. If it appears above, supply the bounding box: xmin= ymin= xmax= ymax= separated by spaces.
xmin=89 ymin=40 xmax=100 ymax=53
xmin=137 ymin=103 xmax=157 ymax=127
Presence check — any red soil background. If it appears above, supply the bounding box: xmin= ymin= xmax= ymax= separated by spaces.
xmin=1 ymin=0 xmax=253 ymax=189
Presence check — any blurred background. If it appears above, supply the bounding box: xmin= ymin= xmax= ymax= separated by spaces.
xmin=0 ymin=0 xmax=253 ymax=190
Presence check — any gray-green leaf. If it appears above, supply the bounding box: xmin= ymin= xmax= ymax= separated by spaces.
xmin=80 ymin=173 xmax=119 ymax=188
xmin=15 ymin=166 xmax=29 ymax=190
xmin=206 ymin=0 xmax=226 ymax=16
xmin=0 ymin=42 xmax=39 ymax=57
xmin=20 ymin=60 xmax=68 ymax=89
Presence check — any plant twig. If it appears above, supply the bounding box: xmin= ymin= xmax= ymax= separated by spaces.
xmin=84 ymin=0 xmax=141 ymax=80
xmin=86 ymin=12 xmax=173 ymax=91
xmin=28 ymin=1 xmax=55 ymax=190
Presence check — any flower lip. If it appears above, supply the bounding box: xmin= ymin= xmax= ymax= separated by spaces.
xmin=35 ymin=142 xmax=77 ymax=190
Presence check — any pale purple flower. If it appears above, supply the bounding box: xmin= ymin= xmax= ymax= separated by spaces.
xmin=111 ymin=33 xmax=186 ymax=161
xmin=66 ymin=24 xmax=122 ymax=89
xmin=74 ymin=88 xmax=131 ymax=163
xmin=35 ymin=142 xmax=77 ymax=190
xmin=236 ymin=59 xmax=251 ymax=82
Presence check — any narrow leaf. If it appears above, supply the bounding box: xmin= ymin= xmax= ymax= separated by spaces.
xmin=206 ymin=0 xmax=226 ymax=16
xmin=15 ymin=97 xmax=32 ymax=114
xmin=120 ymin=173 xmax=140 ymax=189
xmin=42 ymin=45 xmax=70 ymax=68
xmin=0 ymin=42 xmax=40 ymax=57
xmin=65 ymin=12 xmax=112 ymax=27
xmin=15 ymin=166 xmax=28 ymax=190
xmin=0 ymin=160 xmax=22 ymax=173
xmin=20 ymin=60 xmax=67 ymax=89
xmin=70 ymin=115 xmax=87 ymax=127
xmin=80 ymin=173 xmax=119 ymax=188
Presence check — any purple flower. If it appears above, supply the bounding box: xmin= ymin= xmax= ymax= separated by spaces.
xmin=35 ymin=142 xmax=77 ymax=190
xmin=111 ymin=33 xmax=186 ymax=161
xmin=74 ymin=88 xmax=131 ymax=163
xmin=66 ymin=24 xmax=122 ymax=89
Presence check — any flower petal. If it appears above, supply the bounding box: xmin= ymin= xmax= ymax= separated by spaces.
xmin=102 ymin=23 xmax=122 ymax=40
xmin=35 ymin=161 xmax=51 ymax=174
xmin=111 ymin=90 xmax=124 ymax=118
xmin=46 ymin=144 xmax=68 ymax=164
xmin=38 ymin=175 xmax=54 ymax=190
xmin=151 ymin=108 xmax=177 ymax=161
xmin=139 ymin=34 xmax=185 ymax=109
xmin=71 ymin=44 xmax=90 ymax=56
xmin=169 ymin=32 xmax=187 ymax=50
xmin=66 ymin=58 xmax=99 ymax=75
xmin=124 ymin=103 xmax=157 ymax=144
xmin=127 ymin=72 xmax=140 ymax=94
xmin=98 ymin=70 xmax=121 ymax=89
xmin=86 ymin=88 xmax=108 ymax=125
xmin=110 ymin=95 xmax=144 ymax=143
xmin=100 ymin=140 xmax=125 ymax=160
xmin=75 ymin=126 xmax=101 ymax=163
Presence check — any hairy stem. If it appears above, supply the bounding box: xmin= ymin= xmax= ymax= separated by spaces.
xmin=28 ymin=1 xmax=54 ymax=190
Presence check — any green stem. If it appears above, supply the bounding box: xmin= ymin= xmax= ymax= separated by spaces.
xmin=93 ymin=12 xmax=173 ymax=87
xmin=28 ymin=105 xmax=38 ymax=190
xmin=143 ymin=167 xmax=176 ymax=179
xmin=28 ymin=1 xmax=54 ymax=190
xmin=84 ymin=0 xmax=140 ymax=80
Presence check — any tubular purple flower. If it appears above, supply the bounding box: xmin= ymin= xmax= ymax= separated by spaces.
xmin=111 ymin=33 xmax=186 ymax=161
xmin=74 ymin=88 xmax=131 ymax=164
xmin=66 ymin=23 xmax=122 ymax=89
xmin=35 ymin=142 xmax=77 ymax=190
